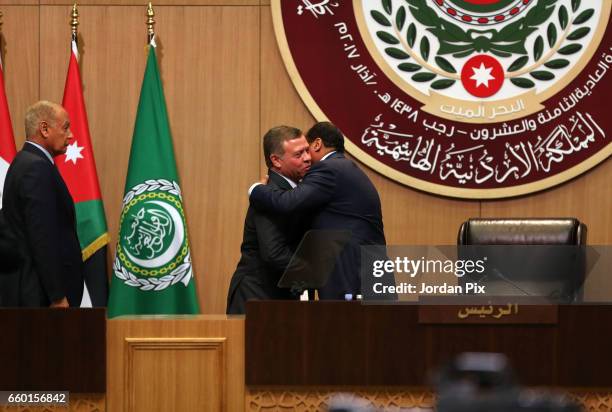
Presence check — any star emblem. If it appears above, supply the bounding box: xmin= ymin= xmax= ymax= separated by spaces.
xmin=461 ymin=55 xmax=504 ymax=98
xmin=64 ymin=141 xmax=85 ymax=165
xmin=470 ymin=63 xmax=495 ymax=88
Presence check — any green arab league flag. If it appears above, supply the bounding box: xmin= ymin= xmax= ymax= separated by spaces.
xmin=108 ymin=45 xmax=199 ymax=317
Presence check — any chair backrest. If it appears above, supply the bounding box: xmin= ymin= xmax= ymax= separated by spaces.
xmin=457 ymin=218 xmax=587 ymax=246
xmin=456 ymin=218 xmax=587 ymax=302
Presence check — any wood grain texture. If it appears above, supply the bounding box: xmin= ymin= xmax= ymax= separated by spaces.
xmin=0 ymin=5 xmax=38 ymax=146
xmin=107 ymin=315 xmax=245 ymax=412
xmin=147 ymin=6 xmax=260 ymax=314
xmin=246 ymin=301 xmax=612 ymax=387
xmin=0 ymin=1 xmax=37 ymax=6
xmin=481 ymin=159 xmax=612 ymax=244
xmin=259 ymin=8 xmax=314 ymax=175
xmin=125 ymin=338 xmax=226 ymax=411
xmin=41 ymin=0 xmax=261 ymax=5
xmin=364 ymin=166 xmax=480 ymax=245
xmin=0 ymin=309 xmax=106 ymax=392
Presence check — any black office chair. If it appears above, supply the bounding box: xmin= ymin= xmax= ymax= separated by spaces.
xmin=458 ymin=218 xmax=586 ymax=246
xmin=457 ymin=218 xmax=587 ymax=302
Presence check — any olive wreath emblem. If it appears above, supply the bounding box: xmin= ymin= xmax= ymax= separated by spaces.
xmin=113 ymin=179 xmax=193 ymax=291
xmin=370 ymin=0 xmax=595 ymax=89
xmin=113 ymin=252 xmax=192 ymax=291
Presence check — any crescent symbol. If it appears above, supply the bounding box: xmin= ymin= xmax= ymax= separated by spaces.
xmin=124 ymin=200 xmax=185 ymax=269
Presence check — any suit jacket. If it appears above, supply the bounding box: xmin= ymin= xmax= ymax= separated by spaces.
xmin=250 ymin=152 xmax=386 ymax=299
xmin=0 ymin=209 xmax=24 ymax=306
xmin=226 ymin=171 xmax=304 ymax=314
xmin=1 ymin=143 xmax=83 ymax=307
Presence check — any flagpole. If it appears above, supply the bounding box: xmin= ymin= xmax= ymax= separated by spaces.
xmin=70 ymin=3 xmax=79 ymax=44
xmin=146 ymin=2 xmax=155 ymax=46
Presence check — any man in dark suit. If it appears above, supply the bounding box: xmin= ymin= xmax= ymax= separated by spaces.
xmin=1 ymin=101 xmax=83 ymax=307
xmin=249 ymin=122 xmax=386 ymax=299
xmin=226 ymin=126 xmax=311 ymax=314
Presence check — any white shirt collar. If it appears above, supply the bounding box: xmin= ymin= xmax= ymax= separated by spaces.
xmin=26 ymin=141 xmax=54 ymax=164
xmin=270 ymin=170 xmax=297 ymax=188
xmin=321 ymin=151 xmax=337 ymax=161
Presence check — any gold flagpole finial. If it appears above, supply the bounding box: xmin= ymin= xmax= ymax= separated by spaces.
xmin=70 ymin=3 xmax=79 ymax=40
xmin=0 ymin=11 xmax=4 ymax=32
xmin=146 ymin=2 xmax=155 ymax=44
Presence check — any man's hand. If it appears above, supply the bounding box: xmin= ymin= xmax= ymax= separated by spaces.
xmin=260 ymin=175 xmax=269 ymax=185
xmin=50 ymin=297 xmax=69 ymax=308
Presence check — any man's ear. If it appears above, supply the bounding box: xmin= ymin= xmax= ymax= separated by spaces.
xmin=311 ymin=137 xmax=323 ymax=152
xmin=270 ymin=154 xmax=282 ymax=169
xmin=39 ymin=121 xmax=50 ymax=138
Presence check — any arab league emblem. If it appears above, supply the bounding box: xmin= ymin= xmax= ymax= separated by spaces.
xmin=113 ymin=179 xmax=193 ymax=291
xmin=273 ymin=0 xmax=611 ymax=198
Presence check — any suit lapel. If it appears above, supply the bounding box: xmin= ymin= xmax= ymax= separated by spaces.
xmin=268 ymin=170 xmax=293 ymax=191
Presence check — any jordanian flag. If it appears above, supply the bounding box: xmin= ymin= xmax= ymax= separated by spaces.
xmin=58 ymin=38 xmax=110 ymax=307
xmin=0 ymin=51 xmax=16 ymax=207
xmin=108 ymin=41 xmax=199 ymax=317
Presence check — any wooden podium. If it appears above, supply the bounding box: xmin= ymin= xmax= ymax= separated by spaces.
xmin=0 ymin=308 xmax=106 ymax=392
xmin=245 ymin=301 xmax=612 ymax=387
xmin=106 ymin=315 xmax=244 ymax=412
xmin=3 ymin=303 xmax=612 ymax=411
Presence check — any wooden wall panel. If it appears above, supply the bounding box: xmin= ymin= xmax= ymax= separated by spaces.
xmin=0 ymin=2 xmax=609 ymax=314
xmin=260 ymin=8 xmax=314 ymax=175
xmin=365 ymin=169 xmax=480 ymax=245
xmin=1 ymin=5 xmax=38 ymax=146
xmin=0 ymin=1 xmax=37 ymax=6
xmin=156 ymin=6 xmax=260 ymax=314
xmin=481 ymin=159 xmax=612 ymax=244
xmin=42 ymin=0 xmax=260 ymax=5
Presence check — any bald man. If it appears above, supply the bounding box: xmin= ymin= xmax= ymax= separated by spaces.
xmin=1 ymin=101 xmax=83 ymax=307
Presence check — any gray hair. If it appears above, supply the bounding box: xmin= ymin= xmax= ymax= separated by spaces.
xmin=24 ymin=100 xmax=62 ymax=139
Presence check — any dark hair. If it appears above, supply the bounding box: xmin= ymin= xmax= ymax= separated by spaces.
xmin=306 ymin=121 xmax=344 ymax=152
xmin=263 ymin=126 xmax=303 ymax=168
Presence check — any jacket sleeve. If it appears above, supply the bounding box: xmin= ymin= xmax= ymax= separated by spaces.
xmin=250 ymin=164 xmax=336 ymax=214
xmin=253 ymin=211 xmax=294 ymax=272
xmin=20 ymin=162 xmax=66 ymax=303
